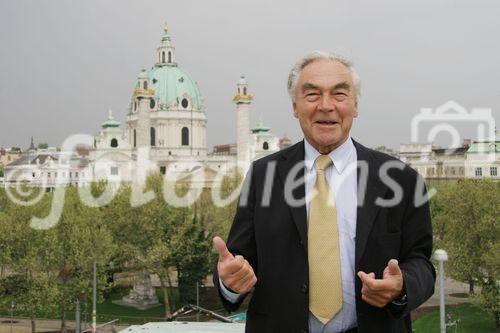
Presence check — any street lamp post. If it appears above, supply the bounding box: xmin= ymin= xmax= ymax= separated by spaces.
xmin=434 ymin=249 xmax=449 ymax=333
xmin=92 ymin=261 xmax=97 ymax=333
xmin=76 ymin=298 xmax=81 ymax=333
xmin=10 ymin=301 xmax=14 ymax=333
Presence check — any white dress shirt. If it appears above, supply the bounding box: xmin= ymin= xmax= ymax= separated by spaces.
xmin=220 ymin=137 xmax=358 ymax=333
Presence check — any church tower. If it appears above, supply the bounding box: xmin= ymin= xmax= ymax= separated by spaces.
xmin=133 ymin=73 xmax=157 ymax=148
xmin=233 ymin=76 xmax=253 ymax=169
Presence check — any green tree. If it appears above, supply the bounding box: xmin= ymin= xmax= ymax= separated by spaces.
xmin=0 ymin=189 xmax=59 ymax=333
xmin=170 ymin=216 xmax=212 ymax=305
xmin=105 ymin=174 xmax=183 ymax=316
xmin=51 ymin=187 xmax=116 ymax=332
xmin=431 ymin=179 xmax=499 ymax=326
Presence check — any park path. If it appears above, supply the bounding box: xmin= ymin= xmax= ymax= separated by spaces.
xmin=421 ymin=277 xmax=472 ymax=308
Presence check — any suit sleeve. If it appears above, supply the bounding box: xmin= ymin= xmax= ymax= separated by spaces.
xmin=387 ymin=170 xmax=436 ymax=318
xmin=213 ymin=163 xmax=258 ymax=313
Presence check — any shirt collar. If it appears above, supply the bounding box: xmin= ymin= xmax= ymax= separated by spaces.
xmin=304 ymin=136 xmax=355 ymax=174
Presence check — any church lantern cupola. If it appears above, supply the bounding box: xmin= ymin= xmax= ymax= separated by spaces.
xmin=156 ymin=23 xmax=176 ymax=67
xmin=233 ymin=75 xmax=253 ymax=104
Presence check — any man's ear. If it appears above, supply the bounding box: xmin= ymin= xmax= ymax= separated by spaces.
xmin=293 ymin=102 xmax=299 ymax=119
xmin=353 ymin=99 xmax=359 ymax=118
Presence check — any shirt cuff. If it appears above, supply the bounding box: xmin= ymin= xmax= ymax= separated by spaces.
xmin=219 ymin=279 xmax=243 ymax=303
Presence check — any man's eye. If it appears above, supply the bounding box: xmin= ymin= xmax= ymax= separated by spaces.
xmin=305 ymin=93 xmax=320 ymax=100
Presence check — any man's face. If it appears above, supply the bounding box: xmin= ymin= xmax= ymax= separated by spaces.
xmin=293 ymin=59 xmax=358 ymax=154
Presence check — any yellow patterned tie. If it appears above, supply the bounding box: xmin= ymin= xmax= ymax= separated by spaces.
xmin=308 ymin=154 xmax=343 ymax=324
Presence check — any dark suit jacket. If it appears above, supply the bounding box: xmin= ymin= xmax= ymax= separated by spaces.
xmin=214 ymin=139 xmax=435 ymax=333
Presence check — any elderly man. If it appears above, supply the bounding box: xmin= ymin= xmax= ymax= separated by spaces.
xmin=213 ymin=51 xmax=435 ymax=333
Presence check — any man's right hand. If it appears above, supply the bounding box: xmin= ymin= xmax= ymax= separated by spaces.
xmin=213 ymin=236 xmax=257 ymax=294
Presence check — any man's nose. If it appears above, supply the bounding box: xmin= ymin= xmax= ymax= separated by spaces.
xmin=318 ymin=94 xmax=335 ymax=112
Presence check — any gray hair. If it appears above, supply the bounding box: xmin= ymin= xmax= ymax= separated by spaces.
xmin=287 ymin=51 xmax=361 ymax=102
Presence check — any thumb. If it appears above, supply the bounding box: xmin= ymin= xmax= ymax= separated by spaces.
xmin=386 ymin=259 xmax=402 ymax=277
xmin=213 ymin=236 xmax=233 ymax=262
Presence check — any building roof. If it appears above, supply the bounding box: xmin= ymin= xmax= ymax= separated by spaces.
xmin=5 ymin=152 xmax=89 ymax=168
xmin=433 ymin=147 xmax=469 ymax=155
xmin=101 ymin=110 xmax=122 ymax=132
xmin=120 ymin=322 xmax=245 ymax=333
xmin=143 ymin=65 xmax=204 ymax=110
xmin=466 ymin=134 xmax=500 ymax=153
xmin=250 ymin=122 xmax=271 ymax=134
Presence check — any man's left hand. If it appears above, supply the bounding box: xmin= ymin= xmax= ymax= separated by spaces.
xmin=357 ymin=259 xmax=404 ymax=308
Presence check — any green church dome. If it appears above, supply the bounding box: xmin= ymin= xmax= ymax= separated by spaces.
xmin=142 ymin=65 xmax=203 ymax=110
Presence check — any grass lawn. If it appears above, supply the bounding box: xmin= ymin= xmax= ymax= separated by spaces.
xmin=413 ymin=304 xmax=499 ymax=333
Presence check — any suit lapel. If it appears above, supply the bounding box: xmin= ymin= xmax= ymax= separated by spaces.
xmin=353 ymin=140 xmax=388 ymax=269
xmin=277 ymin=140 xmax=308 ymax=252
xmin=276 ymin=139 xmax=388 ymax=261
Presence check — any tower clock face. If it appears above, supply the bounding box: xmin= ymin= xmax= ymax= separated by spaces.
xmin=181 ymin=98 xmax=189 ymax=108
xmin=150 ymin=99 xmax=156 ymax=109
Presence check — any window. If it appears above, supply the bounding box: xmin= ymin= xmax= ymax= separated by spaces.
xmin=263 ymin=142 xmax=269 ymax=150
xmin=150 ymin=127 xmax=156 ymax=146
xmin=133 ymin=129 xmax=137 ymax=147
xmin=150 ymin=99 xmax=155 ymax=109
xmin=143 ymin=81 xmax=148 ymax=90
xmin=54 ymin=172 xmax=58 ymax=178
xmin=48 ymin=172 xmax=51 ymax=178
xmin=162 ymin=52 xmax=165 ymax=63
xmin=168 ymin=151 xmax=171 ymax=156
xmin=475 ymin=167 xmax=482 ymax=177
xmin=32 ymin=172 xmax=35 ymax=178
xmin=70 ymin=172 xmax=72 ymax=178
xmin=491 ymin=167 xmax=498 ymax=176
xmin=243 ymin=87 xmax=247 ymax=95
xmin=168 ymin=52 xmax=172 ymax=63
xmin=160 ymin=166 xmax=166 ymax=175
xmin=75 ymin=172 xmax=79 ymax=178
xmin=181 ymin=98 xmax=189 ymax=108
xmin=181 ymin=127 xmax=189 ymax=146
xmin=110 ymin=167 xmax=119 ymax=175
xmin=111 ymin=138 xmax=118 ymax=148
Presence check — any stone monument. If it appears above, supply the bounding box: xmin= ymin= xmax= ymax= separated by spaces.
xmin=113 ymin=271 xmax=161 ymax=310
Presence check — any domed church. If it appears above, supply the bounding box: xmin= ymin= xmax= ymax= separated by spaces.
xmin=90 ymin=24 xmax=290 ymax=185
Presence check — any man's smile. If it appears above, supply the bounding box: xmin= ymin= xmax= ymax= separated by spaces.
xmin=314 ymin=120 xmax=340 ymax=128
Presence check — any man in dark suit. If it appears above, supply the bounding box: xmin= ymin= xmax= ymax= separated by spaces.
xmin=213 ymin=51 xmax=435 ymax=333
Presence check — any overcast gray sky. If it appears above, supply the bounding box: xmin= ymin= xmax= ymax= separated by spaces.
xmin=1 ymin=0 xmax=499 ymax=150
